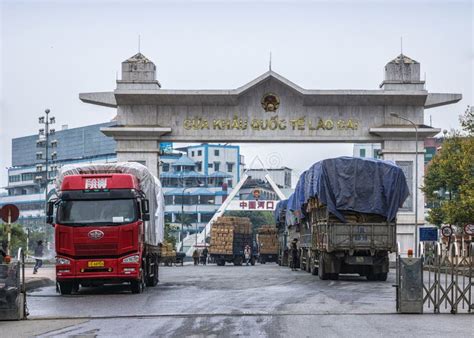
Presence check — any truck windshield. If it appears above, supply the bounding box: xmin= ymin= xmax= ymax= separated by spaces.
xmin=57 ymin=199 xmax=137 ymax=226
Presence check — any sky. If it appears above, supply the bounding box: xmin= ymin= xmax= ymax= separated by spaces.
xmin=0 ymin=0 xmax=472 ymax=187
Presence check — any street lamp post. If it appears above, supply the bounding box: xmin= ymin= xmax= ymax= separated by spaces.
xmin=37 ymin=109 xmax=57 ymax=239
xmin=390 ymin=113 xmax=419 ymax=256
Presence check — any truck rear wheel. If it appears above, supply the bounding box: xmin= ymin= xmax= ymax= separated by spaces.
xmin=377 ymin=272 xmax=388 ymax=281
xmin=217 ymin=259 xmax=225 ymax=266
xmin=233 ymin=256 xmax=243 ymax=266
xmin=146 ymin=256 xmax=159 ymax=287
xmin=250 ymin=257 xmax=256 ymax=266
xmin=318 ymin=253 xmax=329 ymax=280
xmin=58 ymin=281 xmax=73 ymax=295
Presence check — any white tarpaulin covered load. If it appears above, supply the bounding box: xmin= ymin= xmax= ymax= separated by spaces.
xmin=56 ymin=162 xmax=164 ymax=246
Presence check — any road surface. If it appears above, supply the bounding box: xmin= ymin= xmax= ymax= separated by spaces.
xmin=3 ymin=264 xmax=472 ymax=337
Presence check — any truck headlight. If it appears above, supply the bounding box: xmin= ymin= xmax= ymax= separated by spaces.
xmin=122 ymin=255 xmax=140 ymax=264
xmin=56 ymin=257 xmax=70 ymax=265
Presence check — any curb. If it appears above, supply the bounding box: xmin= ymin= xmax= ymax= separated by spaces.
xmin=25 ymin=277 xmax=55 ymax=291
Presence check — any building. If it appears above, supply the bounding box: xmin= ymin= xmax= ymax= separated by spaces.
xmin=1 ymin=122 xmax=117 ymax=230
xmin=245 ymin=167 xmax=292 ymax=189
xmin=353 ymin=143 xmax=382 ymax=159
xmin=159 ymin=144 xmax=243 ymax=234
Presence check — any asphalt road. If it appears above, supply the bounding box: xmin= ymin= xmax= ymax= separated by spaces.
xmin=3 ymin=264 xmax=473 ymax=337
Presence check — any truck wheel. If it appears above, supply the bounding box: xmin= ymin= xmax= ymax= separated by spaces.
xmin=233 ymin=257 xmax=243 ymax=266
xmin=217 ymin=259 xmax=225 ymax=266
xmin=146 ymin=257 xmax=159 ymax=287
xmin=329 ymin=273 xmax=339 ymax=280
xmin=366 ymin=272 xmax=377 ymax=281
xmin=58 ymin=281 xmax=73 ymax=295
xmin=131 ymin=270 xmax=145 ymax=294
xmin=318 ymin=253 xmax=329 ymax=280
xmin=251 ymin=257 xmax=256 ymax=266
xmin=377 ymin=272 xmax=388 ymax=281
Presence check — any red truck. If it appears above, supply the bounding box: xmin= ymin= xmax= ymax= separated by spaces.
xmin=47 ymin=163 xmax=164 ymax=295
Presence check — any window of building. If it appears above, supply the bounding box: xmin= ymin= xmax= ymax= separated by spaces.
xmin=9 ymin=175 xmax=21 ymax=183
xmin=396 ymin=161 xmax=413 ymax=211
xmin=359 ymin=149 xmax=366 ymax=158
xmin=208 ymin=163 xmax=213 ymax=168
xmin=198 ymin=150 xmax=202 ymax=156
xmin=228 ymin=180 xmax=233 ymax=188
xmin=196 ymin=162 xmax=202 ymax=172
xmin=162 ymin=163 xmax=170 ymax=172
xmin=164 ymin=195 xmax=174 ymax=205
xmin=200 ymin=213 xmax=213 ymax=223
xmin=214 ymin=162 xmax=220 ymax=171
xmin=214 ymin=149 xmax=219 ymax=156
xmin=191 ymin=151 xmax=195 ymax=157
xmin=199 ymin=195 xmax=215 ymax=204
xmin=164 ymin=213 xmax=172 ymax=223
xmin=21 ymin=173 xmax=35 ymax=181
xmin=227 ymin=162 xmax=234 ymax=172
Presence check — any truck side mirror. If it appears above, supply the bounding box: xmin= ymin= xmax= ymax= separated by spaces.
xmin=46 ymin=201 xmax=55 ymax=224
xmin=141 ymin=199 xmax=149 ymax=214
xmin=141 ymin=199 xmax=150 ymax=221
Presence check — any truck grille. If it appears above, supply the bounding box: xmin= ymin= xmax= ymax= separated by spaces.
xmin=74 ymin=243 xmax=118 ymax=256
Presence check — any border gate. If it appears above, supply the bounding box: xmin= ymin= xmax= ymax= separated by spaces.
xmin=397 ymin=242 xmax=473 ymax=314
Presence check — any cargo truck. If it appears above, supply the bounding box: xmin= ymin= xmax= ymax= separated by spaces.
xmin=256 ymin=225 xmax=279 ymax=264
xmin=276 ymin=157 xmax=409 ymax=281
xmin=209 ymin=217 xmax=256 ymax=266
xmin=47 ymin=163 xmax=165 ymax=294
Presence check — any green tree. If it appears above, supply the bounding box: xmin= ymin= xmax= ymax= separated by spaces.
xmin=164 ymin=223 xmax=177 ymax=249
xmin=423 ymin=109 xmax=474 ymax=227
xmin=0 ymin=223 xmax=27 ymax=255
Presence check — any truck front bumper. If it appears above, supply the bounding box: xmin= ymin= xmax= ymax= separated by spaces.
xmin=56 ymin=256 xmax=140 ymax=282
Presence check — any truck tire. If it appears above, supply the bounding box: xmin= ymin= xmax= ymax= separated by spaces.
xmin=217 ymin=259 xmax=225 ymax=266
xmin=233 ymin=256 xmax=243 ymax=266
xmin=377 ymin=272 xmax=388 ymax=281
xmin=131 ymin=270 xmax=145 ymax=294
xmin=251 ymin=257 xmax=256 ymax=266
xmin=58 ymin=281 xmax=73 ymax=295
xmin=146 ymin=256 xmax=159 ymax=287
xmin=318 ymin=253 xmax=329 ymax=280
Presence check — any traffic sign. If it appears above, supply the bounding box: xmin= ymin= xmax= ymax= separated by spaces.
xmin=441 ymin=225 xmax=453 ymax=238
xmin=0 ymin=204 xmax=19 ymax=223
xmin=464 ymin=224 xmax=474 ymax=236
xmin=419 ymin=227 xmax=438 ymax=242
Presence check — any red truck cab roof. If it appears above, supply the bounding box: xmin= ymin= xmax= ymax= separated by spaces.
xmin=60 ymin=174 xmax=140 ymax=191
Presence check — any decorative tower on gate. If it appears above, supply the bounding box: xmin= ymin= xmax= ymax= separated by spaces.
xmin=117 ymin=52 xmax=161 ymax=90
xmin=379 ymin=54 xmax=425 ymax=91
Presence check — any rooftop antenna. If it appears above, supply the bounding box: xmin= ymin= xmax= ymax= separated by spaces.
xmin=138 ymin=34 xmax=141 ymax=53
xmin=430 ymin=115 xmax=432 ymax=127
xmin=400 ymin=36 xmax=403 ymax=55
xmin=269 ymin=51 xmax=272 ymax=71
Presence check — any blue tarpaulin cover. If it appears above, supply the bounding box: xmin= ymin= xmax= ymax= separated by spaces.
xmin=292 ymin=157 xmax=410 ymax=222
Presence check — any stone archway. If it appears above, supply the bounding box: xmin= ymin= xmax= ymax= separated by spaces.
xmin=79 ymin=52 xmax=461 ymax=255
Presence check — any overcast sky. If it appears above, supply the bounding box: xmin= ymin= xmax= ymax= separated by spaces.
xmin=1 ymin=0 xmax=472 ymax=187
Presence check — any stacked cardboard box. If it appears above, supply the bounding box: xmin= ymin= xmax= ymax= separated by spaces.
xmin=161 ymin=241 xmax=176 ymax=258
xmin=210 ymin=217 xmax=252 ymax=255
xmin=257 ymin=225 xmax=278 ymax=254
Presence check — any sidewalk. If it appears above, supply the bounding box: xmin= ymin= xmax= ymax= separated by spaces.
xmin=24 ymin=265 xmax=55 ymax=291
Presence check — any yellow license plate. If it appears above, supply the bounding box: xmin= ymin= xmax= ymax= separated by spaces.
xmin=88 ymin=261 xmax=105 ymax=268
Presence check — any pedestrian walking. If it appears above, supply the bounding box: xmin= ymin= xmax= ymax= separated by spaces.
xmin=33 ymin=240 xmax=44 ymax=274
xmin=0 ymin=240 xmax=7 ymax=264
xmin=201 ymin=247 xmax=208 ymax=265
xmin=291 ymin=239 xmax=298 ymax=271
xmin=192 ymin=248 xmax=199 ymax=266
xmin=244 ymin=245 xmax=251 ymax=266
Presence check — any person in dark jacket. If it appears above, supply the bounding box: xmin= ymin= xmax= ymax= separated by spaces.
xmin=0 ymin=240 xmax=7 ymax=264
xmin=33 ymin=240 xmax=44 ymax=274
xmin=291 ymin=239 xmax=299 ymax=271
xmin=201 ymin=247 xmax=209 ymax=265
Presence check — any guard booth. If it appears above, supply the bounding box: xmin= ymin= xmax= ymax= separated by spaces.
xmin=0 ymin=249 xmax=27 ymax=320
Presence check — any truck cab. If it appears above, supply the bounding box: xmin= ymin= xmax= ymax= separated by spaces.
xmin=48 ymin=173 xmax=159 ymax=294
